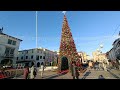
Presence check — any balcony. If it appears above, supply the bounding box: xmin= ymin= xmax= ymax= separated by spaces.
xmin=3 ymin=54 xmax=14 ymax=59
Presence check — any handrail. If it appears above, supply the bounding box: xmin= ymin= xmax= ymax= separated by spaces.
xmin=4 ymin=54 xmax=14 ymax=57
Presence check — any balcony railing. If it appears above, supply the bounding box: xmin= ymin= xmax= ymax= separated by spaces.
xmin=3 ymin=54 xmax=14 ymax=58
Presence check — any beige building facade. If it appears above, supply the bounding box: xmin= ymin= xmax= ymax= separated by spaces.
xmin=107 ymin=37 xmax=120 ymax=65
xmin=0 ymin=29 xmax=22 ymax=65
xmin=17 ymin=48 xmax=58 ymax=67
xmin=92 ymin=50 xmax=100 ymax=62
xmin=78 ymin=52 xmax=88 ymax=63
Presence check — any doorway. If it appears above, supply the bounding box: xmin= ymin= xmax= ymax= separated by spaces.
xmin=61 ymin=56 xmax=69 ymax=71
xmin=37 ymin=62 xmax=40 ymax=67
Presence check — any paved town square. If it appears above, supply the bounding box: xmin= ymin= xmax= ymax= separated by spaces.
xmin=1 ymin=11 xmax=120 ymax=79
xmin=12 ymin=67 xmax=120 ymax=79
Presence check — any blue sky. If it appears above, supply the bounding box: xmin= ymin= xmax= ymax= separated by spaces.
xmin=0 ymin=11 xmax=120 ymax=57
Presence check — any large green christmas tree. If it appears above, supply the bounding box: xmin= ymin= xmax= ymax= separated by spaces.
xmin=58 ymin=14 xmax=81 ymax=73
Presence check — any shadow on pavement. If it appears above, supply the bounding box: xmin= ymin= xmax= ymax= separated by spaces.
xmin=43 ymin=72 xmax=67 ymax=79
xmin=82 ymin=70 xmax=91 ymax=79
xmin=107 ymin=70 xmax=120 ymax=79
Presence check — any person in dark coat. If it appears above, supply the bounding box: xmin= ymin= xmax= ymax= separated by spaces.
xmin=71 ymin=61 xmax=80 ymax=79
xmin=33 ymin=67 xmax=37 ymax=78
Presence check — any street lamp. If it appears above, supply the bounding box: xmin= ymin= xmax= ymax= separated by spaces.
xmin=100 ymin=44 xmax=103 ymax=52
xmin=100 ymin=44 xmax=103 ymax=48
xmin=98 ymin=44 xmax=104 ymax=63
xmin=97 ymin=44 xmax=103 ymax=52
xmin=97 ymin=48 xmax=100 ymax=52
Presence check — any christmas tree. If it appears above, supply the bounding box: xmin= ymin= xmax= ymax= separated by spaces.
xmin=58 ymin=13 xmax=81 ymax=73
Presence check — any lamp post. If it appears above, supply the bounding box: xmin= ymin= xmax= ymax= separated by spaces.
xmin=97 ymin=44 xmax=103 ymax=63
xmin=100 ymin=44 xmax=103 ymax=48
xmin=100 ymin=44 xmax=103 ymax=53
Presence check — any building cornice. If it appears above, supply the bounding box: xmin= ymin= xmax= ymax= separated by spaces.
xmin=0 ymin=32 xmax=22 ymax=41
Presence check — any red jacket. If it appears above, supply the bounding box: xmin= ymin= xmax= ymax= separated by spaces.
xmin=24 ymin=68 xmax=29 ymax=78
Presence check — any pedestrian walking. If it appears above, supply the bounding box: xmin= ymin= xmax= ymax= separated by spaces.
xmin=29 ymin=64 xmax=35 ymax=79
xmin=89 ymin=61 xmax=93 ymax=69
xmin=70 ymin=61 xmax=79 ymax=79
xmin=33 ymin=67 xmax=37 ymax=78
xmin=23 ymin=65 xmax=29 ymax=79
xmin=102 ymin=61 xmax=107 ymax=71
xmin=115 ymin=59 xmax=119 ymax=70
xmin=109 ymin=61 xmax=112 ymax=70
xmin=95 ymin=61 xmax=100 ymax=70
xmin=40 ymin=62 xmax=45 ymax=78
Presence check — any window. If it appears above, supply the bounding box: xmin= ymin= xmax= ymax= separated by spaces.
xmin=25 ymin=50 xmax=28 ymax=54
xmin=12 ymin=41 xmax=16 ymax=45
xmin=36 ymin=55 xmax=39 ymax=60
xmin=26 ymin=56 xmax=28 ymax=59
xmin=10 ymin=48 xmax=15 ymax=54
xmin=17 ymin=57 xmax=19 ymax=60
xmin=37 ymin=50 xmax=39 ymax=53
xmin=8 ymin=39 xmax=16 ymax=45
xmin=8 ymin=39 xmax=12 ymax=44
xmin=21 ymin=56 xmax=23 ymax=59
xmin=5 ymin=47 xmax=10 ymax=55
xmin=44 ymin=52 xmax=46 ymax=55
xmin=40 ymin=56 xmax=42 ymax=59
xmin=31 ymin=55 xmax=33 ymax=59
xmin=43 ymin=56 xmax=45 ymax=59
xmin=117 ymin=41 xmax=120 ymax=47
xmin=32 ymin=49 xmax=34 ymax=53
xmin=22 ymin=51 xmax=24 ymax=54
xmin=5 ymin=47 xmax=15 ymax=56
xmin=52 ymin=56 xmax=54 ymax=59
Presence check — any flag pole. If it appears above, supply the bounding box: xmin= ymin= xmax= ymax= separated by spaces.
xmin=118 ymin=31 xmax=120 ymax=37
xmin=36 ymin=11 xmax=38 ymax=48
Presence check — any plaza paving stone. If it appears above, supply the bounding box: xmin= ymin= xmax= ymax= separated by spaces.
xmin=12 ymin=67 xmax=120 ymax=79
